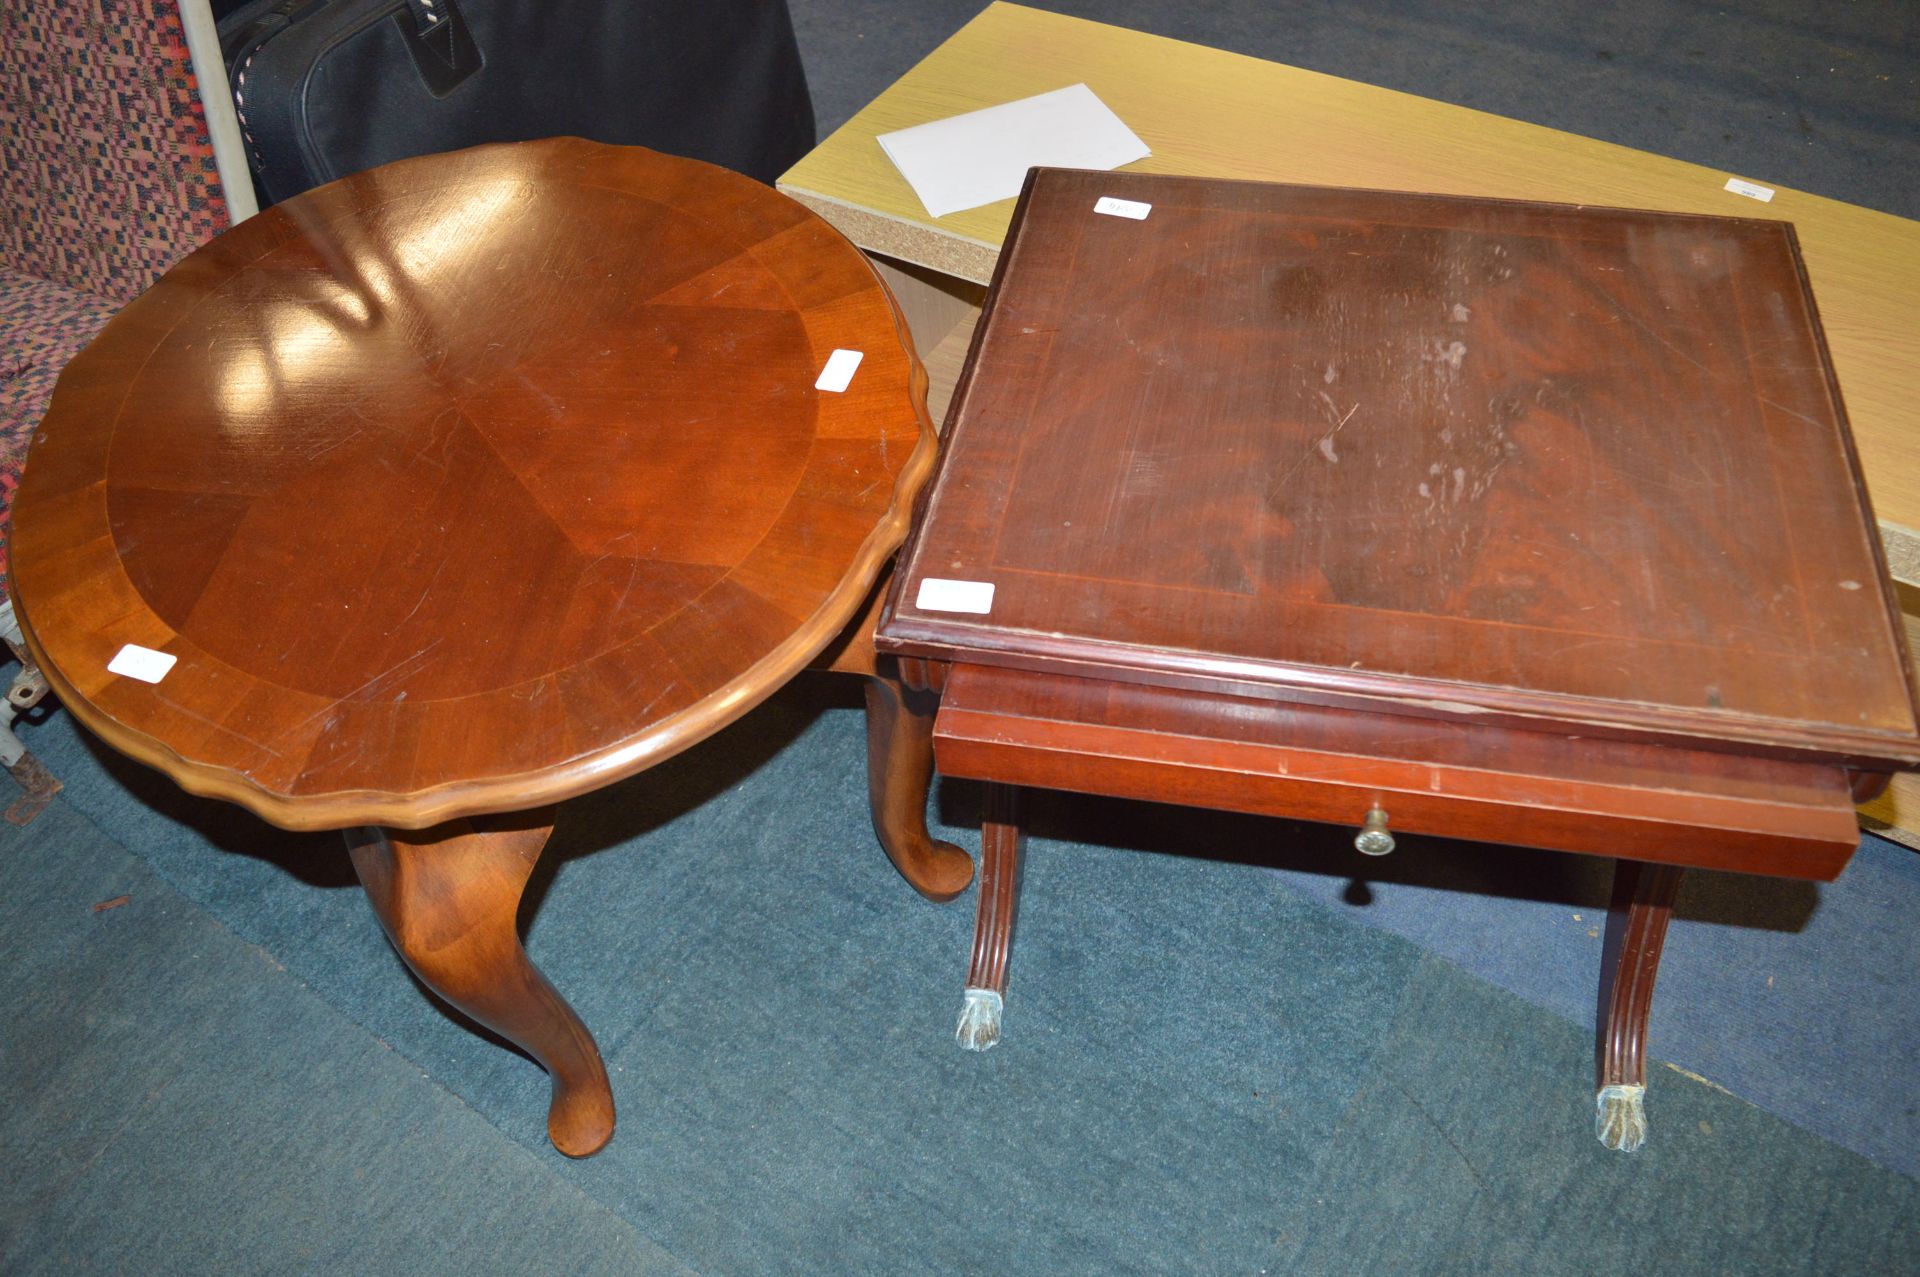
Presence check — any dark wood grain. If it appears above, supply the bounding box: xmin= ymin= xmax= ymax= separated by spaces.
xmin=9 ymin=138 xmax=940 ymax=830
xmin=933 ymin=664 xmax=1861 ymax=880
xmin=880 ymin=169 xmax=1920 ymax=769
xmin=1598 ymin=859 xmax=1683 ymax=1093
xmin=1595 ymin=859 xmax=1683 ymax=1151
xmin=877 ymin=170 xmax=1915 ymax=1150
xmin=957 ymin=783 xmax=1022 ymax=1050
xmin=966 ymin=783 xmax=1022 ymax=996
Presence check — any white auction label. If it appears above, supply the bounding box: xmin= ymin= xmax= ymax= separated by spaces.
xmin=108 ymin=643 xmax=177 ymax=684
xmin=815 ymin=348 xmax=864 ymax=393
xmin=1093 ymin=196 xmax=1152 ymax=220
xmin=1723 ymin=177 xmax=1775 ymax=203
xmin=915 ymin=577 xmax=995 ymax=614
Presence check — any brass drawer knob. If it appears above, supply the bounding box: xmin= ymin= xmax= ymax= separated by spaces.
xmin=1354 ymin=804 xmax=1395 ymax=856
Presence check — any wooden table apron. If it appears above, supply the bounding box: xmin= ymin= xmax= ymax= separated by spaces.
xmin=7 ymin=138 xmax=960 ymax=1157
xmin=875 ymin=169 xmax=1920 ymax=1152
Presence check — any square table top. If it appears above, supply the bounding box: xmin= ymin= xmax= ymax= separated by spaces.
xmin=878 ymin=169 xmax=1920 ymax=770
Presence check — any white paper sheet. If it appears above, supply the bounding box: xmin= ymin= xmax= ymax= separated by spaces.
xmin=877 ymin=84 xmax=1151 ymax=219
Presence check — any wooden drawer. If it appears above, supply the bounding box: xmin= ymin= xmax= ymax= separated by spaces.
xmin=933 ymin=664 xmax=1861 ymax=880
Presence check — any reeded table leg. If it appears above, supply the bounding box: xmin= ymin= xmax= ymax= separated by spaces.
xmin=863 ymin=663 xmax=974 ymax=902
xmin=1595 ymin=858 xmax=1683 ymax=1152
xmin=346 ymin=811 xmax=615 ymax=1157
xmin=958 ymin=784 xmax=1024 ymax=1051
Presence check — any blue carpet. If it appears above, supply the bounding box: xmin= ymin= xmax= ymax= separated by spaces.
xmin=1287 ymin=956 xmax=1920 ymax=1275
xmin=0 ymin=800 xmax=689 ymax=1276
xmin=7 ymin=681 xmax=1917 ymax=1273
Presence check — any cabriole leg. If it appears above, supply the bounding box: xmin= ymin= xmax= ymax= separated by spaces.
xmin=863 ymin=662 xmax=974 ymax=902
xmin=346 ymin=811 xmax=615 ymax=1157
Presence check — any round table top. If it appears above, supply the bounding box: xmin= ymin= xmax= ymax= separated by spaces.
xmin=11 ymin=139 xmax=936 ymax=830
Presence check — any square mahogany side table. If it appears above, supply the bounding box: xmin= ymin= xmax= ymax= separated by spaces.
xmin=875 ymin=168 xmax=1920 ymax=1151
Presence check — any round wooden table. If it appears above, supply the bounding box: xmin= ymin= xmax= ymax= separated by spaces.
xmin=9 ymin=138 xmax=971 ymax=1156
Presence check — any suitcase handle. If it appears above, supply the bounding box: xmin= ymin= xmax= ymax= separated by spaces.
xmin=400 ymin=0 xmax=447 ymax=37
xmin=396 ymin=0 xmax=483 ymax=98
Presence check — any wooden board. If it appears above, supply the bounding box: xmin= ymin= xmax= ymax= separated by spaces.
xmin=778 ymin=2 xmax=1920 ymax=575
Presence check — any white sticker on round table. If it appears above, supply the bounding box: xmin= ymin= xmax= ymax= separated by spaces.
xmin=108 ymin=643 xmax=177 ymax=684
xmin=815 ymin=348 xmax=864 ymax=393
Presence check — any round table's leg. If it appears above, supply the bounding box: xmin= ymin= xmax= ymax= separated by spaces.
xmin=1595 ymin=859 xmax=1683 ymax=1152
xmin=345 ymin=812 xmax=615 ymax=1157
xmin=863 ymin=665 xmax=974 ymax=902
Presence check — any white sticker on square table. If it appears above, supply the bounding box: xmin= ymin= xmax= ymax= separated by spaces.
xmin=1093 ymin=196 xmax=1152 ymax=220
xmin=108 ymin=643 xmax=177 ymax=684
xmin=915 ymin=577 xmax=995 ymax=615
xmin=815 ymin=348 xmax=864 ymax=393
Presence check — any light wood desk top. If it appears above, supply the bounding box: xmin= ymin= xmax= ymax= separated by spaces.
xmin=778 ymin=2 xmax=1920 ymax=574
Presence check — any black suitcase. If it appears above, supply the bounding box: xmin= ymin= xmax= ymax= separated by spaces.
xmin=217 ymin=0 xmax=815 ymax=205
